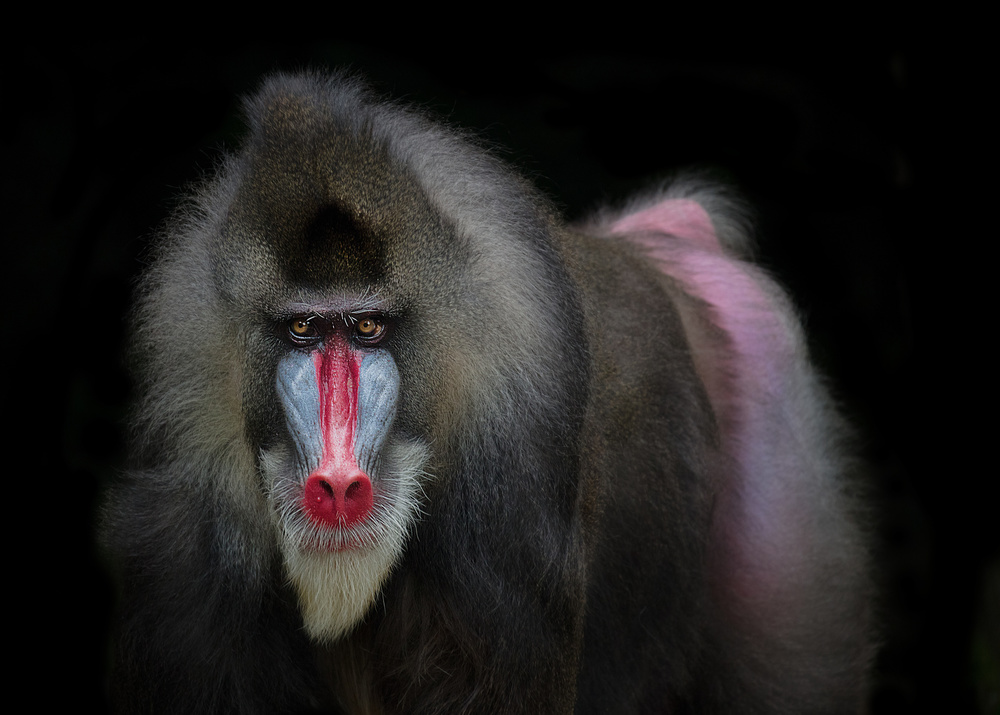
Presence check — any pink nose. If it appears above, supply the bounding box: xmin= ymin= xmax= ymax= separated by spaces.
xmin=303 ymin=470 xmax=373 ymax=528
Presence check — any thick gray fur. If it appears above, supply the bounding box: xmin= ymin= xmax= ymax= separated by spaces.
xmin=103 ymin=71 xmax=873 ymax=714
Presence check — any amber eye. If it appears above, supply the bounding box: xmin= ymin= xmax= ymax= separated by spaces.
xmin=287 ymin=317 xmax=319 ymax=342
xmin=353 ymin=315 xmax=386 ymax=343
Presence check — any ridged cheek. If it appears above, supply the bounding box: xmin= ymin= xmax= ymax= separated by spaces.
xmin=355 ymin=350 xmax=400 ymax=476
xmin=277 ymin=350 xmax=323 ymax=472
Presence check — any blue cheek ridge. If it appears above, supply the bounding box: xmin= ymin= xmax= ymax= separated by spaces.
xmin=355 ymin=351 xmax=400 ymax=476
xmin=276 ymin=351 xmax=323 ymax=471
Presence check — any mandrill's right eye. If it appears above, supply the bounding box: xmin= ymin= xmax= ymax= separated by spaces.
xmin=286 ymin=317 xmax=321 ymax=344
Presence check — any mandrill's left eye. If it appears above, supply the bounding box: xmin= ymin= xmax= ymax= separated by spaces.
xmin=352 ymin=315 xmax=387 ymax=345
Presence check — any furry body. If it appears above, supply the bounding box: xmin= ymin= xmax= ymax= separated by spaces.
xmin=104 ymin=72 xmax=873 ymax=714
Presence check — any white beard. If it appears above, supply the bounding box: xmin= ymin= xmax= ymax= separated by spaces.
xmin=261 ymin=438 xmax=431 ymax=642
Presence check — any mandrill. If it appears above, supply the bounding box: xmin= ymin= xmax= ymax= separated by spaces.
xmin=103 ymin=71 xmax=874 ymax=714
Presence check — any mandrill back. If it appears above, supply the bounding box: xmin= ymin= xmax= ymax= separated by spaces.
xmin=104 ymin=71 xmax=873 ymax=714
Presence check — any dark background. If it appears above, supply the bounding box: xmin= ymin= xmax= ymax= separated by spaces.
xmin=7 ymin=36 xmax=993 ymax=713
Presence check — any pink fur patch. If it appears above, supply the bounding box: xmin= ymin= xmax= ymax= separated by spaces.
xmin=611 ymin=195 xmax=812 ymax=618
xmin=611 ymin=199 xmax=723 ymax=254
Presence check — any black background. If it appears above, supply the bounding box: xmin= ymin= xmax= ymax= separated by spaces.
xmin=6 ymin=33 xmax=993 ymax=714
